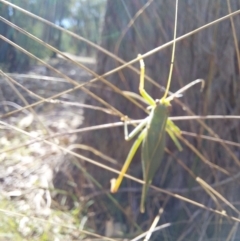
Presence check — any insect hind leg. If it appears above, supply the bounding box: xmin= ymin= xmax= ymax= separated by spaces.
xmin=110 ymin=128 xmax=147 ymax=193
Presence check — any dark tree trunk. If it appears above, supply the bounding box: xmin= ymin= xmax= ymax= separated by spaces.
xmin=57 ymin=0 xmax=240 ymax=238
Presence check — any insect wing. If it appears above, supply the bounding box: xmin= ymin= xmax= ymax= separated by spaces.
xmin=140 ymin=104 xmax=168 ymax=212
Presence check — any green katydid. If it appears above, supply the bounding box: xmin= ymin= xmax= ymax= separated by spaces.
xmin=110 ymin=0 xmax=204 ymax=213
xmin=110 ymin=54 xmax=204 ymax=212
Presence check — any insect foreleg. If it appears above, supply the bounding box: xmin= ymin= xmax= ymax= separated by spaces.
xmin=124 ymin=117 xmax=149 ymax=141
xmin=166 ymin=79 xmax=205 ymax=102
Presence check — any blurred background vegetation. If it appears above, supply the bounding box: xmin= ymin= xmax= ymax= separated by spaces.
xmin=1 ymin=0 xmax=240 ymax=240
xmin=0 ymin=0 xmax=106 ymax=71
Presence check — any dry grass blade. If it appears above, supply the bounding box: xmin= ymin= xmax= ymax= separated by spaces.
xmin=131 ymin=223 xmax=172 ymax=241
xmin=0 ymin=70 xmax=51 ymax=134
xmin=143 ymin=208 xmax=163 ymax=241
xmin=0 ymin=0 xmax=168 ymax=94
xmin=0 ymin=35 xmax=123 ymax=118
xmin=114 ymin=0 xmax=155 ymax=55
xmin=196 ymin=177 xmax=240 ymax=215
xmin=1 ymin=0 xmax=240 ymax=239
xmin=2 ymin=116 xmax=240 ymax=157
xmin=0 ymin=15 xmax=147 ymax=114
xmin=177 ymin=135 xmax=229 ymax=175
xmin=1 ymin=120 xmax=240 ymax=224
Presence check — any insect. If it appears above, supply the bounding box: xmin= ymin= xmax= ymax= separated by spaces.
xmin=111 ymin=54 xmax=178 ymax=212
xmin=110 ymin=55 xmax=204 ymax=213
xmin=110 ymin=0 xmax=204 ymax=212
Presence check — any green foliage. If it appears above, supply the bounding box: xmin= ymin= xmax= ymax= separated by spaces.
xmin=68 ymin=0 xmax=106 ymax=55
xmin=2 ymin=0 xmax=106 ymax=69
